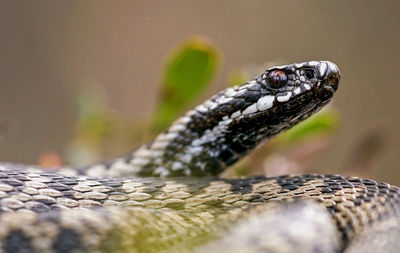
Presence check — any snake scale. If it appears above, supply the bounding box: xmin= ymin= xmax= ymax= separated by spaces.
xmin=0 ymin=61 xmax=399 ymax=253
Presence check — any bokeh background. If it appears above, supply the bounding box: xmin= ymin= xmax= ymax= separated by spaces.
xmin=0 ymin=1 xmax=399 ymax=184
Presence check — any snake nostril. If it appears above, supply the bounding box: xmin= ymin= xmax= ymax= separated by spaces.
xmin=303 ymin=69 xmax=316 ymax=80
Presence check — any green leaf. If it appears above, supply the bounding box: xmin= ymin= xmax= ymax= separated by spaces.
xmin=154 ymin=36 xmax=220 ymax=130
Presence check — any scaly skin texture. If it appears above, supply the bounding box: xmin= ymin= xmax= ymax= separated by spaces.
xmin=0 ymin=61 xmax=399 ymax=252
xmin=0 ymin=166 xmax=399 ymax=252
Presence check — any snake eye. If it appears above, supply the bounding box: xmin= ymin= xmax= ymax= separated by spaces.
xmin=267 ymin=70 xmax=287 ymax=89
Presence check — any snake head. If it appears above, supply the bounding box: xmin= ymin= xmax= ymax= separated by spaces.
xmin=195 ymin=61 xmax=341 ymax=173
xmin=260 ymin=61 xmax=340 ymax=102
xmin=206 ymin=61 xmax=340 ymax=127
xmin=225 ymin=61 xmax=341 ymax=123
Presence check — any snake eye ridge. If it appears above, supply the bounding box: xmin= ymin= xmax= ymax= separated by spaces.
xmin=267 ymin=70 xmax=287 ymax=89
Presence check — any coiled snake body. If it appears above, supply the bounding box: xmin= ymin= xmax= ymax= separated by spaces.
xmin=0 ymin=61 xmax=399 ymax=252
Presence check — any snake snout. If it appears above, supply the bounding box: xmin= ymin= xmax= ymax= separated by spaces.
xmin=315 ymin=62 xmax=340 ymax=103
xmin=320 ymin=61 xmax=340 ymax=91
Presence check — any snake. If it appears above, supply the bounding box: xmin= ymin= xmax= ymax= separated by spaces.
xmin=0 ymin=60 xmax=399 ymax=253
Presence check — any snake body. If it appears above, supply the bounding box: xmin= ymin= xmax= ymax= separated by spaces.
xmin=0 ymin=61 xmax=399 ymax=253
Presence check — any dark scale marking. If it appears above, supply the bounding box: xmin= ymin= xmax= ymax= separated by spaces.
xmin=53 ymin=228 xmax=83 ymax=253
xmin=230 ymin=97 xmax=246 ymax=110
xmin=217 ymin=104 xmax=233 ymax=116
xmin=190 ymin=113 xmax=208 ymax=131
xmin=62 ymin=190 xmax=78 ymax=198
xmin=28 ymin=201 xmax=51 ymax=213
xmin=0 ymin=178 xmax=23 ymax=186
xmin=56 ymin=179 xmax=79 ymax=186
xmin=362 ymin=179 xmax=377 ymax=185
xmin=140 ymin=186 xmax=158 ymax=193
xmin=4 ymin=230 xmax=33 ymax=253
xmin=99 ymin=179 xmax=123 ymax=188
xmin=286 ymin=184 xmax=300 ymax=191
xmin=329 ymin=185 xmax=342 ymax=191
xmin=242 ymin=90 xmax=261 ymax=103
xmin=348 ymin=178 xmax=362 ymax=183
xmin=229 ymin=142 xmax=248 ymax=154
xmin=47 ymin=174 xmax=65 ymax=180
xmin=341 ymin=183 xmax=353 ymax=188
xmin=14 ymin=175 xmax=29 ymax=181
xmin=321 ymin=188 xmax=333 ymax=194
xmin=322 ymin=177 xmax=343 ymax=195
xmin=217 ymin=149 xmax=236 ymax=164
xmin=223 ymin=178 xmax=257 ymax=194
xmin=378 ymin=182 xmax=390 ymax=189
xmin=276 ymin=175 xmax=310 ymax=192
xmin=35 ymin=197 xmax=56 ymax=205
xmin=378 ymin=188 xmax=389 ymax=195
xmin=47 ymin=182 xmax=71 ymax=191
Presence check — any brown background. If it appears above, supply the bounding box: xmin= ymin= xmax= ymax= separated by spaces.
xmin=0 ymin=1 xmax=399 ymax=184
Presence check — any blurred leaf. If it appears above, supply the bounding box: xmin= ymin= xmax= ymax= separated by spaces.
xmin=227 ymin=70 xmax=247 ymax=87
xmin=154 ymin=36 xmax=220 ymax=130
xmin=276 ymin=108 xmax=340 ymax=147
xmin=75 ymin=83 xmax=111 ymax=143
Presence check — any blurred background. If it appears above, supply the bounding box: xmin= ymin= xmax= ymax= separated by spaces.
xmin=0 ymin=1 xmax=399 ymax=184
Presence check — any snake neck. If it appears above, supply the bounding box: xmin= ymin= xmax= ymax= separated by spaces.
xmin=82 ymin=61 xmax=339 ymax=177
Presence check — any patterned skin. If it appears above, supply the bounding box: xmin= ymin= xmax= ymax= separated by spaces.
xmin=0 ymin=61 xmax=399 ymax=253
